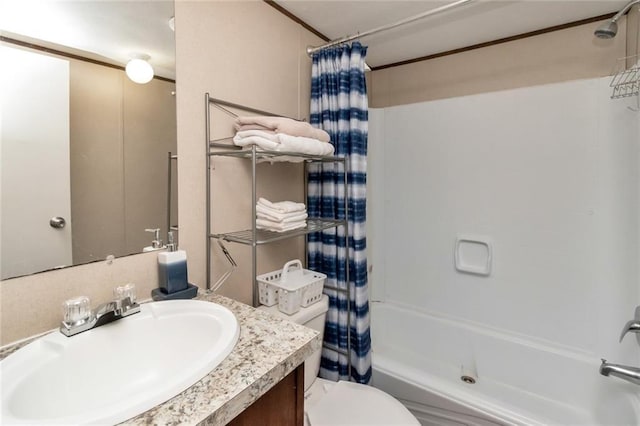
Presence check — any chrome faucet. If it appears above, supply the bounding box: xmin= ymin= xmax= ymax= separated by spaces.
xmin=599 ymin=306 xmax=640 ymax=385
xmin=600 ymin=359 xmax=640 ymax=385
xmin=60 ymin=284 xmax=140 ymax=337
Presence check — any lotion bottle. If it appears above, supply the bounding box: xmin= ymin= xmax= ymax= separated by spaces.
xmin=158 ymin=232 xmax=188 ymax=294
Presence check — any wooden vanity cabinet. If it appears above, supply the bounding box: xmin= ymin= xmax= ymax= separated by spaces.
xmin=227 ymin=363 xmax=304 ymax=426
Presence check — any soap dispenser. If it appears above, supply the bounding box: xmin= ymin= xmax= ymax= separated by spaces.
xmin=151 ymin=232 xmax=198 ymax=301
xmin=157 ymin=232 xmax=189 ymax=294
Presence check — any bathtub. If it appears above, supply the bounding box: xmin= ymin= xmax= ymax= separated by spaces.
xmin=369 ymin=301 xmax=640 ymax=426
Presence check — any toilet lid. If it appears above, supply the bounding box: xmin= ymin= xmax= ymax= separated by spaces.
xmin=306 ymin=381 xmax=420 ymax=426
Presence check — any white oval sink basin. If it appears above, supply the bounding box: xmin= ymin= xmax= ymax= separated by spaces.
xmin=1 ymin=299 xmax=239 ymax=425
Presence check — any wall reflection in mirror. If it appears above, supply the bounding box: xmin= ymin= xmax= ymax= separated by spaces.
xmin=0 ymin=1 xmax=177 ymax=280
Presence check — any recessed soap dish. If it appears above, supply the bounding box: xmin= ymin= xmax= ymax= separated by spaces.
xmin=454 ymin=235 xmax=492 ymax=276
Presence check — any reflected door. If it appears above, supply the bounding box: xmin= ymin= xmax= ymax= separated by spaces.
xmin=1 ymin=46 xmax=72 ymax=279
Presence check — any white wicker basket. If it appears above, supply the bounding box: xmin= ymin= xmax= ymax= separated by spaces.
xmin=257 ymin=259 xmax=326 ymax=315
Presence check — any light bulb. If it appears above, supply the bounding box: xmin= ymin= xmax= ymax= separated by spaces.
xmin=126 ymin=58 xmax=154 ymax=84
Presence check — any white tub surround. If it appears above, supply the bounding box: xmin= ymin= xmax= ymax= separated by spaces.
xmin=367 ymin=77 xmax=640 ymax=425
xmin=371 ymin=301 xmax=640 ymax=426
xmin=0 ymin=293 xmax=321 ymax=425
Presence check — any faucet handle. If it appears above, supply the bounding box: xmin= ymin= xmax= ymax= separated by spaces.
xmin=62 ymin=296 xmax=92 ymax=326
xmin=113 ymin=283 xmax=137 ymax=304
xmin=620 ymin=306 xmax=640 ymax=343
xmin=620 ymin=320 xmax=640 ymax=342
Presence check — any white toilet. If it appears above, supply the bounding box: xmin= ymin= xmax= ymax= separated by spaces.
xmin=260 ymin=295 xmax=420 ymax=426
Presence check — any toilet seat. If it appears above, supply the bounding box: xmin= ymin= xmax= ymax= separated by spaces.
xmin=306 ymin=380 xmax=420 ymax=426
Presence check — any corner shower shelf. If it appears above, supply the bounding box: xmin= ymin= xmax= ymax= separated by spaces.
xmin=610 ymin=54 xmax=640 ymax=99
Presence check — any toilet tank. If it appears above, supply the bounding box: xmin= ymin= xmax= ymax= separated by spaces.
xmin=258 ymin=295 xmax=329 ymax=391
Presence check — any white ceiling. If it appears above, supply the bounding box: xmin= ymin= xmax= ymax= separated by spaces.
xmin=0 ymin=1 xmax=631 ymax=77
xmin=0 ymin=0 xmax=176 ymax=79
xmin=275 ymin=0 xmax=630 ymax=68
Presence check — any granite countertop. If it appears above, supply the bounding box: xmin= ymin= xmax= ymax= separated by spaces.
xmin=0 ymin=291 xmax=321 ymax=425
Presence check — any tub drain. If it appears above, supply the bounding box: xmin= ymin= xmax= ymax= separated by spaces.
xmin=461 ymin=375 xmax=476 ymax=384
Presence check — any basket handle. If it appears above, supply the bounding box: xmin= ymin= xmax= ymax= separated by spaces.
xmin=281 ymin=259 xmax=303 ymax=282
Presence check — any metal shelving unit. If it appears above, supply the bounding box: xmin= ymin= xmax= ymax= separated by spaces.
xmin=205 ymin=94 xmax=352 ymax=376
xmin=205 ymin=93 xmax=352 ymax=375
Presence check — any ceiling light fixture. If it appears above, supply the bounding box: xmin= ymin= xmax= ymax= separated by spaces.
xmin=125 ymin=54 xmax=154 ymax=84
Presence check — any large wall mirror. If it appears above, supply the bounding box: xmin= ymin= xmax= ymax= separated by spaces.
xmin=0 ymin=1 xmax=177 ymax=280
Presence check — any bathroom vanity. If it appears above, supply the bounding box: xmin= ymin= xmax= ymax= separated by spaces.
xmin=0 ymin=292 xmax=320 ymax=425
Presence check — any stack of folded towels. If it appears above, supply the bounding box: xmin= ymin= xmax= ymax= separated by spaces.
xmin=232 ymin=116 xmax=334 ymax=159
xmin=256 ymin=197 xmax=307 ymax=232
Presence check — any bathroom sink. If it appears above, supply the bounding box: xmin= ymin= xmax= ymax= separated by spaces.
xmin=1 ymin=299 xmax=239 ymax=425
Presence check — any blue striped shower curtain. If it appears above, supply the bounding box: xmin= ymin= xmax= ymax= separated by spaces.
xmin=307 ymin=42 xmax=371 ymax=384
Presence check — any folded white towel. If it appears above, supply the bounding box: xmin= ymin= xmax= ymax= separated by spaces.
xmin=258 ymin=197 xmax=306 ymax=214
xmin=256 ymin=203 xmax=306 ymax=217
xmin=232 ymin=130 xmax=335 ymax=157
xmin=235 ymin=116 xmax=330 ymax=142
xmin=277 ymin=133 xmax=335 ymax=156
xmin=256 ymin=218 xmax=307 ymax=233
xmin=232 ymin=130 xmax=280 ymax=150
xmin=257 ymin=206 xmax=308 ymax=223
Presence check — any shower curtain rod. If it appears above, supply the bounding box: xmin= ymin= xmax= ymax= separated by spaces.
xmin=306 ymin=0 xmax=475 ymax=56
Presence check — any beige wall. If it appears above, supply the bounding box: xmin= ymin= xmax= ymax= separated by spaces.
xmin=174 ymin=0 xmax=323 ymax=305
xmin=370 ymin=18 xmax=627 ymax=107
